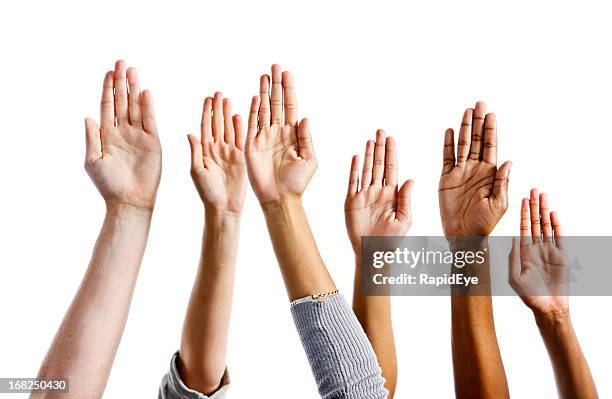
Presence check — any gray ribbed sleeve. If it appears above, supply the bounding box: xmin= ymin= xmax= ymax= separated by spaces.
xmin=290 ymin=293 xmax=388 ymax=399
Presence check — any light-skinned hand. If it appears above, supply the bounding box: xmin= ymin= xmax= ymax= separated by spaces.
xmin=84 ymin=60 xmax=162 ymax=211
xmin=345 ymin=130 xmax=413 ymax=254
xmin=245 ymin=64 xmax=316 ymax=205
xmin=187 ymin=92 xmax=246 ymax=215
xmin=509 ymin=189 xmax=569 ymax=315
xmin=438 ymin=101 xmax=511 ymax=237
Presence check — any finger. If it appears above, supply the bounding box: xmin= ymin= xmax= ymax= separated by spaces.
xmin=530 ymin=188 xmax=542 ymax=242
xmin=509 ymin=237 xmax=522 ymax=283
xmin=232 ymin=115 xmax=244 ymax=150
xmin=384 ymin=136 xmax=398 ymax=187
xmin=258 ymin=74 xmax=271 ymax=128
xmin=187 ymin=134 xmax=204 ymax=172
xmin=282 ymin=71 xmax=298 ymax=126
xmin=212 ymin=92 xmax=223 ymax=142
xmin=456 ymin=108 xmax=473 ymax=166
xmin=84 ymin=118 xmax=102 ymax=162
xmin=100 ymin=71 xmax=115 ymax=128
xmin=469 ymin=101 xmax=486 ymax=160
xmin=297 ymin=118 xmax=315 ymax=159
xmin=361 ymin=140 xmax=375 ymax=190
xmin=270 ymin=64 xmax=283 ymax=125
xmin=442 ymin=128 xmax=455 ymax=174
xmin=372 ymin=129 xmax=386 ymax=185
xmin=483 ymin=113 xmax=497 ymax=165
xmin=540 ymin=193 xmax=553 ymax=242
xmin=127 ymin=67 xmax=141 ymax=126
xmin=223 ymin=98 xmax=234 ymax=144
xmin=201 ymin=97 xmax=213 ymax=143
xmin=551 ymin=211 xmax=564 ymax=249
xmin=113 ymin=60 xmax=129 ymax=125
xmin=141 ymin=90 xmax=158 ymax=135
xmin=347 ymin=155 xmax=360 ymax=196
xmin=396 ymin=180 xmax=414 ymax=224
xmin=492 ymin=160 xmax=512 ymax=207
xmin=246 ymin=96 xmax=260 ymax=147
xmin=520 ymin=198 xmax=531 ymax=246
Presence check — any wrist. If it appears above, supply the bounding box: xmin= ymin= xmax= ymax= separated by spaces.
xmin=260 ymin=193 xmax=302 ymax=209
xmin=261 ymin=196 xmax=303 ymax=214
xmin=534 ymin=307 xmax=571 ymax=330
xmin=447 ymin=236 xmax=488 ymax=251
xmin=105 ymin=201 xmax=154 ymax=219
xmin=204 ymin=209 xmax=242 ymax=228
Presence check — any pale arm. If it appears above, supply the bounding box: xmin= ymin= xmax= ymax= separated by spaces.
xmin=35 ymin=60 xmax=161 ymax=399
xmin=35 ymin=205 xmax=152 ymax=398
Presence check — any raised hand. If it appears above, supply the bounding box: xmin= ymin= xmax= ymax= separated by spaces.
xmin=187 ymin=92 xmax=246 ymax=214
xmin=245 ymin=64 xmax=316 ymax=205
xmin=84 ymin=60 xmax=162 ymax=210
xmin=509 ymin=189 xmax=568 ymax=315
xmin=438 ymin=102 xmax=511 ymax=237
xmin=345 ymin=130 xmax=414 ymax=253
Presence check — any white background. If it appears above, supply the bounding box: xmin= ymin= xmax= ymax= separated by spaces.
xmin=1 ymin=0 xmax=611 ymax=397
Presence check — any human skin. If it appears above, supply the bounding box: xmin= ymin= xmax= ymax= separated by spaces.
xmin=245 ymin=64 xmax=336 ymax=301
xmin=344 ymin=130 xmax=414 ymax=398
xmin=178 ymin=92 xmax=246 ymax=395
xmin=34 ymin=60 xmax=161 ymax=398
xmin=438 ymin=101 xmax=511 ymax=399
xmin=509 ymin=189 xmax=598 ymax=399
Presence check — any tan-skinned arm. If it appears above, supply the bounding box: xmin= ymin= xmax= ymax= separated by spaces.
xmin=245 ymin=64 xmax=334 ymax=301
xmin=263 ymin=199 xmax=336 ymax=300
xmin=509 ymin=190 xmax=598 ymax=398
xmin=345 ymin=130 xmax=414 ymax=398
xmin=35 ymin=60 xmax=162 ymax=398
xmin=438 ymin=102 xmax=511 ymax=399
xmin=245 ymin=65 xmax=388 ymax=399
xmin=178 ymin=93 xmax=246 ymax=394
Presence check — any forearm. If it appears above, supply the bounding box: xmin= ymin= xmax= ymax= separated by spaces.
xmin=535 ymin=310 xmax=598 ymax=399
xmin=178 ymin=211 xmax=240 ymax=395
xmin=36 ymin=203 xmax=152 ymax=398
xmin=353 ymin=257 xmax=397 ymax=398
xmin=262 ymin=198 xmax=335 ymax=301
xmin=449 ymin=239 xmax=509 ymax=399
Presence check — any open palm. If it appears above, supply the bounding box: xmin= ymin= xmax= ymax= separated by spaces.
xmin=245 ymin=65 xmax=316 ymax=205
xmin=84 ymin=60 xmax=162 ymax=210
xmin=438 ymin=102 xmax=511 ymax=237
xmin=345 ymin=130 xmax=413 ymax=253
xmin=188 ymin=93 xmax=246 ymax=214
xmin=509 ymin=190 xmax=568 ymax=314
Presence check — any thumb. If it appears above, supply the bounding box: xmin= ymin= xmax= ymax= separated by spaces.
xmin=84 ymin=118 xmax=102 ymax=163
xmin=396 ymin=179 xmax=414 ymax=223
xmin=187 ymin=134 xmax=204 ymax=173
xmin=297 ymin=118 xmax=315 ymax=160
xmin=493 ymin=161 xmax=512 ymax=208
